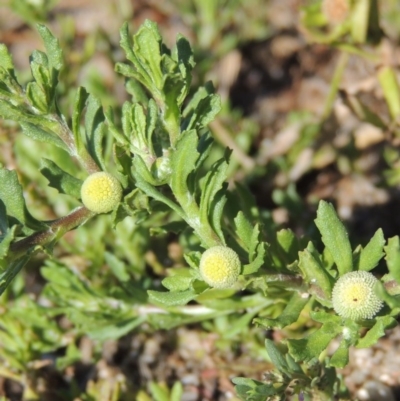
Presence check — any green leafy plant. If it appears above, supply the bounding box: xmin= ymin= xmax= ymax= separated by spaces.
xmin=1 ymin=18 xmax=400 ymax=401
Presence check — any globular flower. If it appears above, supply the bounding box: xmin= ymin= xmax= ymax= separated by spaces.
xmin=331 ymin=271 xmax=383 ymax=320
xmin=199 ymin=246 xmax=241 ymax=289
xmin=81 ymin=172 xmax=122 ymax=214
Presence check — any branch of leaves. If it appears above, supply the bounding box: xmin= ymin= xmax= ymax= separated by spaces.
xmin=254 ymin=201 xmax=400 ymax=369
xmin=0 ymin=25 xmax=104 ymax=173
xmin=233 ymin=340 xmax=350 ymax=401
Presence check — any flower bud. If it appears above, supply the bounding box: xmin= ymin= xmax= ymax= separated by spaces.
xmin=331 ymin=271 xmax=383 ymax=320
xmin=81 ymin=172 xmax=122 ymax=214
xmin=199 ymin=246 xmax=241 ymax=289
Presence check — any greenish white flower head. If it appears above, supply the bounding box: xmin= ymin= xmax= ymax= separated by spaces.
xmin=81 ymin=172 xmax=122 ymax=214
xmin=199 ymin=246 xmax=241 ymax=289
xmin=331 ymin=271 xmax=383 ymax=320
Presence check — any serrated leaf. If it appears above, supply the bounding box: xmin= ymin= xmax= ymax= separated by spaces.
xmin=265 ymin=339 xmax=289 ymax=374
xmin=170 ymin=129 xmax=199 ymax=209
xmin=26 ymin=81 xmax=48 ymax=112
xmin=287 ymin=321 xmax=342 ymax=362
xmin=199 ymin=151 xmax=230 ymax=243
xmin=254 ymin=292 xmax=309 ymax=329
xmin=118 ymin=22 xmax=159 ymax=94
xmin=20 ymin=122 xmax=69 ymax=151
xmin=105 ymin=107 xmax=128 ymax=145
xmin=242 ymin=241 xmax=266 ymax=275
xmin=0 ymin=44 xmax=15 ymax=72
xmin=147 ymin=289 xmax=197 ymax=306
xmin=129 ymin=103 xmax=147 ymax=152
xmin=182 ymin=83 xmax=220 ymax=131
xmin=234 ymin=211 xmax=254 ymax=251
xmin=358 ymin=228 xmax=385 ymax=271
xmin=329 ymin=338 xmax=350 ymax=368
xmin=36 ymin=24 xmax=63 ymax=71
xmin=134 ymin=20 xmax=163 ymax=89
xmin=384 ymin=236 xmax=400 ymax=284
xmin=72 ymin=87 xmax=89 ymax=154
xmin=315 ymin=201 xmax=353 ymax=275
xmin=85 ymin=94 xmax=106 ymax=169
xmin=162 ymin=273 xmax=193 ymax=292
xmin=0 ymin=169 xmax=45 ymax=231
xmin=356 ymin=315 xmax=397 ymax=348
xmin=298 ymin=242 xmax=334 ymax=299
xmin=276 ymin=229 xmax=299 ymax=265
xmin=40 ymin=158 xmax=82 ymax=198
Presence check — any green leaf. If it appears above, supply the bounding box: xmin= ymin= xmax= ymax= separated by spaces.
xmin=0 ymin=200 xmax=9 ymax=237
xmin=149 ymin=382 xmax=169 ymax=401
xmin=26 ymin=81 xmax=48 ymax=112
xmin=0 ymin=44 xmax=15 ymax=72
xmin=147 ymin=289 xmax=197 ymax=306
xmin=233 ymin=377 xmax=277 ymax=400
xmin=72 ymin=87 xmax=89 ymax=155
xmin=162 ymin=271 xmax=193 ymax=292
xmin=182 ymin=83 xmax=221 ymax=130
xmin=287 ymin=321 xmax=342 ymax=362
xmin=118 ymin=21 xmax=162 ymax=95
xmin=0 ymin=255 xmax=31 ymax=296
xmin=298 ymin=242 xmax=334 ymax=299
xmin=20 ymin=122 xmax=69 ymax=151
xmin=356 ymin=315 xmax=397 ymax=348
xmin=199 ymin=151 xmax=230 ymax=243
xmin=276 ymin=229 xmax=300 ymax=265
xmin=384 ymin=236 xmax=400 ymax=284
xmin=40 ymin=158 xmax=82 ymax=198
xmin=133 ymin=167 xmax=185 ymax=219
xmin=314 ymin=201 xmax=353 ymax=275
xmin=0 ymin=225 xmax=17 ymax=259
xmin=134 ymin=20 xmax=163 ymax=89
xmin=36 ymin=24 xmax=63 ymax=71
xmin=234 ymin=211 xmax=254 ymax=251
xmin=357 ymin=228 xmax=385 ymax=271
xmin=253 ymin=292 xmax=309 ymax=329
xmin=170 ymin=130 xmax=199 ymax=210
xmin=0 ymin=169 xmax=45 ymax=230
xmin=242 ymin=241 xmax=266 ymax=275
xmin=88 ymin=317 xmax=146 ymax=341
xmin=329 ymin=338 xmax=350 ymax=368
xmin=265 ymin=339 xmax=289 ymax=374
xmin=377 ymin=66 xmax=400 ymax=119
xmin=85 ymin=94 xmax=105 ymax=169
xmin=170 ymin=382 xmax=183 ymax=401
xmin=56 ymin=342 xmax=81 ymax=371
xmin=104 ymin=252 xmax=130 ymax=282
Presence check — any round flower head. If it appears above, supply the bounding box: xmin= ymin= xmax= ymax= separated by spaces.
xmin=331 ymin=271 xmax=383 ymax=320
xmin=81 ymin=172 xmax=122 ymax=214
xmin=199 ymin=246 xmax=241 ymax=289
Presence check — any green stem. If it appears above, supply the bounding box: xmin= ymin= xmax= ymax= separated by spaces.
xmin=322 ymin=51 xmax=349 ymax=120
xmin=10 ymin=207 xmax=95 ymax=258
xmin=54 ymin=115 xmax=100 ymax=174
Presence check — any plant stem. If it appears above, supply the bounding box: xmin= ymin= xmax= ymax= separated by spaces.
xmin=322 ymin=51 xmax=349 ymax=120
xmin=10 ymin=207 xmax=95 ymax=258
